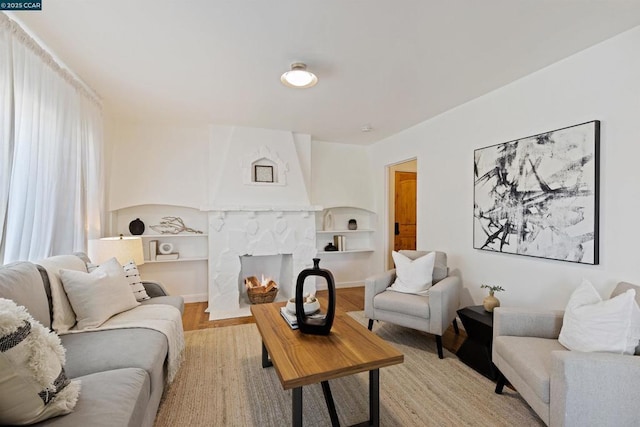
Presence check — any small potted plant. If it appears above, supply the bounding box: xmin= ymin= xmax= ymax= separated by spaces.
xmin=480 ymin=284 xmax=504 ymax=312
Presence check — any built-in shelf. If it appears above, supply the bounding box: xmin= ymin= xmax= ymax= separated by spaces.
xmin=317 ymin=249 xmax=374 ymax=254
xmin=139 ymin=234 xmax=208 ymax=238
xmin=145 ymin=257 xmax=208 ymax=264
xmin=316 ymin=229 xmax=374 ymax=234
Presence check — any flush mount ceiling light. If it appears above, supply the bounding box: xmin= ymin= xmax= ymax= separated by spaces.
xmin=280 ymin=63 xmax=318 ymax=88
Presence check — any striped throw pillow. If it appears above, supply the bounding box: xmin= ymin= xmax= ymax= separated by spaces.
xmin=122 ymin=261 xmax=150 ymax=301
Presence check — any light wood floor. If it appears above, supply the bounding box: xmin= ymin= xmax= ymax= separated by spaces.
xmin=182 ymin=286 xmax=466 ymax=354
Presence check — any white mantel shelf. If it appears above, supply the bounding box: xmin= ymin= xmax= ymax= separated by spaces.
xmin=200 ymin=205 xmax=323 ymax=212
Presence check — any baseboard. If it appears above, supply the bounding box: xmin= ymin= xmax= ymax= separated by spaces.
xmin=181 ymin=293 xmax=208 ymax=303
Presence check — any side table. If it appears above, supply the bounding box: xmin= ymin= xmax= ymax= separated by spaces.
xmin=456 ymin=305 xmax=497 ymax=380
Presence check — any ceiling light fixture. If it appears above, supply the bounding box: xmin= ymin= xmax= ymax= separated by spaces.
xmin=280 ymin=63 xmax=318 ymax=88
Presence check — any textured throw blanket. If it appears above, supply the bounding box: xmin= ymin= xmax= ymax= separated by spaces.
xmin=62 ymin=304 xmax=185 ymax=383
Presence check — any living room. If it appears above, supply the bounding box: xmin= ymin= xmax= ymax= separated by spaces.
xmin=2 ymin=1 xmax=640 ymax=426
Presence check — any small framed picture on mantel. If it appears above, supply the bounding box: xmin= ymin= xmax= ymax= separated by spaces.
xmin=254 ymin=165 xmax=274 ymax=183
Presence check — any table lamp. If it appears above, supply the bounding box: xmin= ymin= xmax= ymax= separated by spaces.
xmin=88 ymin=235 xmax=145 ymax=265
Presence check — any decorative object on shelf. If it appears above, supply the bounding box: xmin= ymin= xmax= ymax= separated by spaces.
xmin=156 ymin=253 xmax=179 ymax=261
xmin=158 ymin=242 xmax=174 ymax=255
xmin=149 ymin=240 xmax=158 ymax=261
xmin=254 ymin=164 xmax=274 ymax=183
xmin=473 ymin=120 xmax=600 ymax=265
xmin=480 ymin=284 xmax=504 ymax=312
xmin=323 ymin=210 xmax=333 ymax=231
xmin=150 ymin=216 xmax=203 ymax=234
xmin=245 ymin=275 xmax=278 ymax=304
xmin=333 ymin=235 xmax=346 ymax=251
xmin=128 ymin=218 xmax=145 ymax=235
xmin=324 ymin=242 xmax=338 ymax=252
xmin=295 ymin=258 xmax=335 ymax=335
xmin=348 ymin=219 xmax=357 ymax=230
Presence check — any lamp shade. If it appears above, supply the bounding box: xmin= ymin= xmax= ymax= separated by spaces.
xmin=88 ymin=236 xmax=145 ymax=266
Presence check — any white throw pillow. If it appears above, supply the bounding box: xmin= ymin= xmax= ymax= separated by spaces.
xmin=559 ymin=280 xmax=640 ymax=354
xmin=0 ymin=298 xmax=81 ymax=425
xmin=122 ymin=260 xmax=150 ymax=301
xmin=60 ymin=258 xmax=140 ymax=330
xmin=389 ymin=251 xmax=436 ymax=295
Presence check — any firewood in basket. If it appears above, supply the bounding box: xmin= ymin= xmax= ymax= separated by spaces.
xmin=264 ymin=280 xmax=277 ymax=292
xmin=245 ymin=276 xmax=260 ymax=288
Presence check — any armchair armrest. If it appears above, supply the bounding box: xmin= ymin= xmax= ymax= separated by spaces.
xmin=364 ymin=269 xmax=396 ymax=319
xmin=550 ymin=351 xmax=640 ymax=426
xmin=427 ymin=275 xmax=461 ymax=334
xmin=493 ymin=307 xmax=564 ymax=340
xmin=142 ymin=280 xmax=169 ymax=298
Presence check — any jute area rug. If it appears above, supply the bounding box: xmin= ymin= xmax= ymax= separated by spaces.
xmin=155 ymin=312 xmax=544 ymax=426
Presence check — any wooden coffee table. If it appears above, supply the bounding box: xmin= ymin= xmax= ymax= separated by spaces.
xmin=251 ymin=303 xmax=403 ymax=427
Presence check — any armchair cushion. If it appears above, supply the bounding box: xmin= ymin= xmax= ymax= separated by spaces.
xmin=558 ymin=280 xmax=640 ymax=355
xmin=389 ymin=251 xmax=435 ymax=295
xmin=373 ymin=290 xmax=430 ymax=318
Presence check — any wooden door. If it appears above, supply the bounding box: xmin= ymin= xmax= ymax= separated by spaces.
xmin=394 ymin=171 xmax=416 ymax=251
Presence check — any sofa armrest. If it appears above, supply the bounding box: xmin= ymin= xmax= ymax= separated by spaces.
xmin=493 ymin=307 xmax=564 ymax=340
xmin=427 ymin=275 xmax=461 ymax=334
xmin=364 ymin=269 xmax=396 ymax=319
xmin=142 ymin=280 xmax=169 ymax=298
xmin=550 ymin=351 xmax=640 ymax=426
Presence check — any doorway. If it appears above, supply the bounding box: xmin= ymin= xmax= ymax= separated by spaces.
xmin=387 ymin=159 xmax=417 ymax=269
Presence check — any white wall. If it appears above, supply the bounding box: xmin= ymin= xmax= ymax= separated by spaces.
xmin=105 ymin=123 xmax=377 ymax=297
xmin=109 ymin=123 xmax=210 ymax=210
xmin=369 ymin=26 xmax=640 ymax=309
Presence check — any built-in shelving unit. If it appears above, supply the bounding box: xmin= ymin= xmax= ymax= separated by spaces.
xmin=315 ymin=207 xmax=376 ymax=254
xmin=109 ymin=205 xmax=208 ymax=263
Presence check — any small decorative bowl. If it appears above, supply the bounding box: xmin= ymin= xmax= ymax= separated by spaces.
xmin=286 ymin=298 xmax=320 ymax=315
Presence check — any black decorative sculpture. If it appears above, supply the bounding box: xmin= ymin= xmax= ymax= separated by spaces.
xmin=295 ymin=258 xmax=335 ymax=335
xmin=129 ymin=218 xmax=145 ymax=235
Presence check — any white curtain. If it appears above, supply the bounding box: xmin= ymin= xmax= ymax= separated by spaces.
xmin=0 ymin=20 xmax=13 ymax=260
xmin=0 ymin=13 xmax=104 ymax=263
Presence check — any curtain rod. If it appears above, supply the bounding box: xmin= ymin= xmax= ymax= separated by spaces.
xmin=0 ymin=12 xmax=103 ymax=108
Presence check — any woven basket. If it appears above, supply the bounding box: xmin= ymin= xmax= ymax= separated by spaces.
xmin=247 ymin=287 xmax=278 ymax=304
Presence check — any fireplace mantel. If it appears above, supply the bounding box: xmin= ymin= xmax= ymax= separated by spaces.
xmin=201 ymin=205 xmax=322 ymax=213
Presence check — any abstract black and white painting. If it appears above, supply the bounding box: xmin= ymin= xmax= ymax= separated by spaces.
xmin=473 ymin=121 xmax=600 ymax=264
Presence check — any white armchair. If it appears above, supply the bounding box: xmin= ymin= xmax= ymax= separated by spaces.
xmin=492 ymin=282 xmax=640 ymax=426
xmin=364 ymin=250 xmax=461 ymax=359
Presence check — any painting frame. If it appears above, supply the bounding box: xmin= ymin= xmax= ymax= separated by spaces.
xmin=473 ymin=120 xmax=600 ymax=265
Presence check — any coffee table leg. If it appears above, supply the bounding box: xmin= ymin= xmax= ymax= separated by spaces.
xmin=261 ymin=342 xmax=273 ymax=368
xmin=293 ymin=387 xmax=302 ymax=427
xmin=370 ymin=369 xmax=379 ymax=427
xmin=321 ymin=381 xmax=340 ymax=427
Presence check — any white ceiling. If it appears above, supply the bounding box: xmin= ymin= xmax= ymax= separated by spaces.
xmin=11 ymin=1 xmax=640 ymax=145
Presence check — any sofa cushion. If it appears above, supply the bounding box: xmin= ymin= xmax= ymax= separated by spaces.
xmin=140 ymin=295 xmax=184 ymax=314
xmin=37 ymin=256 xmax=88 ymax=333
xmin=59 ymin=258 xmax=140 ymax=330
xmin=0 ymin=298 xmax=80 ymax=425
xmin=0 ymin=261 xmax=51 ymax=329
xmin=389 ymin=251 xmax=435 ymax=295
xmin=559 ymin=280 xmax=640 ymax=355
xmin=60 ymin=328 xmax=167 ymax=383
xmin=374 ymin=290 xmax=430 ymax=318
xmin=36 ymin=368 xmax=150 ymax=427
xmin=494 ymin=335 xmax=567 ymax=404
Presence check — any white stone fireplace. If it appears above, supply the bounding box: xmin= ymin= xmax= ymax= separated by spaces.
xmin=206 ymin=208 xmax=318 ymax=319
xmin=204 ymin=126 xmax=320 ymax=320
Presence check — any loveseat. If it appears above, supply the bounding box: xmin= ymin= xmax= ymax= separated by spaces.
xmin=492 ymin=281 xmax=640 ymax=426
xmin=0 ymin=253 xmax=184 ymax=427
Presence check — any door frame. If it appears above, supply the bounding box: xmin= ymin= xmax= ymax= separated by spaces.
xmin=385 ymin=158 xmax=417 ymax=270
